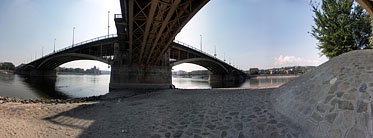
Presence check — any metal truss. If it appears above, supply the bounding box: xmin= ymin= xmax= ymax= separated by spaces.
xmin=127 ymin=0 xmax=209 ymax=65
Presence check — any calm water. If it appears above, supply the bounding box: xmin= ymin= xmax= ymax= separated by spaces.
xmin=173 ymin=76 xmax=296 ymax=89
xmin=0 ymin=74 xmax=109 ymax=99
xmin=0 ymin=74 xmax=295 ymax=99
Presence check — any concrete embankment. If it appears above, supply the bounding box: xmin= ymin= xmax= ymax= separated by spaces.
xmin=271 ymin=49 xmax=373 ymax=138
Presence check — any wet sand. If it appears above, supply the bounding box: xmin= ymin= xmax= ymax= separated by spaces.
xmin=0 ymin=87 xmax=309 ymax=138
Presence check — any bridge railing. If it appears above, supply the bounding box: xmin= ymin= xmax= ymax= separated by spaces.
xmin=40 ymin=34 xmax=118 ymax=60
xmin=173 ymin=40 xmax=238 ymax=70
xmin=114 ymin=14 xmax=123 ymax=19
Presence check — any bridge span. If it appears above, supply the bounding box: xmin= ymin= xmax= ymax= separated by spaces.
xmin=16 ymin=34 xmax=246 ymax=88
xmin=17 ymin=0 xmax=246 ymax=89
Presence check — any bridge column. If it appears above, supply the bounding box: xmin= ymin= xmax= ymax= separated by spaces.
xmin=29 ymin=70 xmax=57 ymax=77
xmin=209 ymin=73 xmax=246 ymax=88
xmin=109 ymin=43 xmax=172 ymax=90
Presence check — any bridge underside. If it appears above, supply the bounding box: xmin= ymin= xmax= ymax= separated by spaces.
xmin=110 ymin=0 xmax=210 ymax=89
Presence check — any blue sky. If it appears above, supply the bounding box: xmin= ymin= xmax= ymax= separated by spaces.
xmin=0 ymin=0 xmax=327 ymax=71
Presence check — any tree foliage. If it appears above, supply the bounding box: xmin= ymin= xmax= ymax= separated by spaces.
xmin=311 ymin=0 xmax=371 ymax=59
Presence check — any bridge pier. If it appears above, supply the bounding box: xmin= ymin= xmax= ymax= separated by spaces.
xmin=209 ymin=73 xmax=246 ymax=88
xmin=109 ymin=43 xmax=172 ymax=90
xmin=18 ymin=70 xmax=57 ymax=77
xmin=109 ymin=64 xmax=172 ymax=90
xmin=30 ymin=70 xmax=57 ymax=77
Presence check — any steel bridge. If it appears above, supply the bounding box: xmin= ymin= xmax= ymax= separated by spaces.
xmin=16 ymin=0 xmax=246 ymax=89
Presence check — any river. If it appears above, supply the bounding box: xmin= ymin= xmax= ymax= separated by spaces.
xmin=0 ymin=74 xmax=296 ymax=99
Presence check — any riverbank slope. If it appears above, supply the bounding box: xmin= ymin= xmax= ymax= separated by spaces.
xmin=0 ymin=88 xmax=310 ymax=138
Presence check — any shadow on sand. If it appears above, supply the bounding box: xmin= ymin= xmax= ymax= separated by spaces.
xmin=42 ymin=90 xmax=156 ymax=137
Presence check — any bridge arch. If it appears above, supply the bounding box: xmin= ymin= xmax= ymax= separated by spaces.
xmin=171 ymin=58 xmax=229 ymax=74
xmin=37 ymin=53 xmax=111 ymax=70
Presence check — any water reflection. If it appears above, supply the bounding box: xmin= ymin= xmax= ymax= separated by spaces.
xmin=172 ymin=76 xmax=297 ymax=89
xmin=0 ymin=74 xmax=296 ymax=99
xmin=239 ymin=76 xmax=296 ymax=88
xmin=0 ymin=74 xmax=110 ymax=99
xmin=23 ymin=77 xmax=70 ymax=99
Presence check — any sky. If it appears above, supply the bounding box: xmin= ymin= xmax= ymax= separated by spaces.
xmin=0 ymin=0 xmax=328 ymax=71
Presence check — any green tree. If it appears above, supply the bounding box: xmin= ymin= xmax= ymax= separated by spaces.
xmin=311 ymin=0 xmax=371 ymax=59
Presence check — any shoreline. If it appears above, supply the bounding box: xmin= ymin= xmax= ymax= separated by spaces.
xmin=0 ymin=85 xmax=282 ymax=105
xmin=249 ymin=74 xmax=299 ymax=79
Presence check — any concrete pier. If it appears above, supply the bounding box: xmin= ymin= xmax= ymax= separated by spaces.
xmin=109 ymin=64 xmax=172 ymax=90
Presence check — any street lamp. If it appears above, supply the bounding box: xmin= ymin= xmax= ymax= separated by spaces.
xmin=108 ymin=11 xmax=110 ymax=37
xmin=224 ymin=52 xmax=226 ymax=62
xmin=214 ymin=45 xmax=216 ymax=57
xmin=72 ymin=27 xmax=75 ymax=46
xmin=53 ymin=38 xmax=56 ymax=53
xmin=200 ymin=34 xmax=202 ymax=51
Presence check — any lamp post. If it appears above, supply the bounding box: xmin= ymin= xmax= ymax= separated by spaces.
xmin=42 ymin=47 xmax=44 ymax=57
xmin=200 ymin=34 xmax=202 ymax=51
xmin=224 ymin=52 xmax=226 ymax=62
xmin=72 ymin=27 xmax=75 ymax=46
xmin=108 ymin=11 xmax=110 ymax=37
xmin=214 ymin=45 xmax=216 ymax=57
xmin=53 ymin=38 xmax=56 ymax=53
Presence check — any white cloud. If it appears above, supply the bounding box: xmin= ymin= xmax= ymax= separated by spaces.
xmin=274 ymin=55 xmax=325 ymax=67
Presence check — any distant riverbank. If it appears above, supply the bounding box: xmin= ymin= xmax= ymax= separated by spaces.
xmin=249 ymin=74 xmax=299 ymax=79
xmin=57 ymin=72 xmax=110 ymax=75
xmin=0 ymin=70 xmax=14 ymax=75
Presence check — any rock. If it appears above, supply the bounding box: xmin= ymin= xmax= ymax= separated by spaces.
xmin=359 ymin=83 xmax=367 ymax=92
xmin=173 ymin=130 xmax=184 ymax=138
xmin=248 ymin=115 xmax=257 ymax=118
xmin=270 ymin=132 xmax=280 ymax=138
xmin=357 ymin=101 xmax=368 ymax=113
xmin=234 ymin=123 xmax=243 ymax=130
xmin=217 ymin=126 xmax=230 ymax=130
xmin=343 ymin=93 xmax=356 ymax=100
xmin=311 ymin=112 xmax=323 ymax=122
xmin=220 ymin=131 xmax=227 ymax=137
xmin=325 ymin=113 xmax=337 ymax=123
xmin=206 ymin=124 xmax=216 ymax=130
xmin=328 ymin=129 xmax=341 ymax=138
xmin=316 ymin=104 xmax=327 ymax=113
xmin=324 ymin=95 xmax=334 ymax=104
xmin=150 ymin=134 xmax=161 ymax=138
xmin=165 ymin=132 xmax=171 ymax=137
xmin=347 ymin=127 xmax=365 ymax=138
xmin=238 ymin=132 xmax=245 ymax=138
xmin=336 ymin=92 xmax=344 ymax=97
xmin=253 ymin=107 xmax=261 ymax=112
xmin=194 ymin=135 xmax=202 ymax=138
xmin=256 ymin=123 xmax=266 ymax=131
xmin=267 ymin=120 xmax=278 ymax=124
xmin=338 ymin=101 xmax=354 ymax=110
xmin=229 ymin=112 xmax=239 ymax=116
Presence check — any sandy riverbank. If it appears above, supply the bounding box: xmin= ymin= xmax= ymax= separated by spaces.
xmin=0 ymin=87 xmax=310 ymax=138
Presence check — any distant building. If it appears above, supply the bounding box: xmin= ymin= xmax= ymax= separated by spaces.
xmin=176 ymin=70 xmax=188 ymax=75
xmin=249 ymin=68 xmax=259 ymax=75
xmin=86 ymin=66 xmax=101 ymax=75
